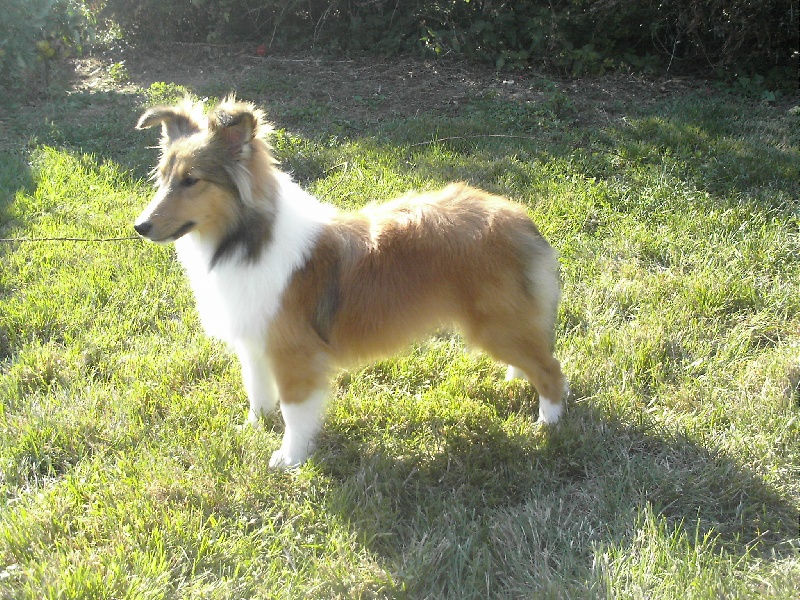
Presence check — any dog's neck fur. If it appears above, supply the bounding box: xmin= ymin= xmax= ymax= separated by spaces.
xmin=207 ymin=139 xmax=280 ymax=270
xmin=174 ymin=171 xmax=337 ymax=343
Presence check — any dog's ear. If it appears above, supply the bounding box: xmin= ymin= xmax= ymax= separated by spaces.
xmin=208 ymin=106 xmax=258 ymax=159
xmin=207 ymin=97 xmax=273 ymax=160
xmin=136 ymin=103 xmax=202 ymax=145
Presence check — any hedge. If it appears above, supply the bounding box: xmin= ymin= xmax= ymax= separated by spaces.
xmin=3 ymin=1 xmax=797 ymax=88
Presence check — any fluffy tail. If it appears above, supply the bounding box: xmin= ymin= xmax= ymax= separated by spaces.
xmin=522 ymin=233 xmax=561 ymax=348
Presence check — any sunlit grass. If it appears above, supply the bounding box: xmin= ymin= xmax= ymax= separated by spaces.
xmin=1 ymin=69 xmax=799 ymax=598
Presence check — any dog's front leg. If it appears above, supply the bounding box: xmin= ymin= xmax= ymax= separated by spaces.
xmin=269 ymin=391 xmax=327 ymax=469
xmin=235 ymin=339 xmax=279 ymax=427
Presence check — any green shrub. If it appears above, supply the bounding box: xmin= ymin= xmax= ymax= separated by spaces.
xmin=574 ymin=0 xmax=797 ymax=84
xmin=0 ymin=0 xmax=97 ymax=88
xmin=100 ymin=0 xmax=310 ymax=45
xmin=99 ymin=1 xmax=798 ymax=85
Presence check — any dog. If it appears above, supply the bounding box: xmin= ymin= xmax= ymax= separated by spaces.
xmin=133 ymin=97 xmax=567 ymax=468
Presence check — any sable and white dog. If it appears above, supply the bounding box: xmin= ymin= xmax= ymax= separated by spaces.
xmin=133 ymin=97 xmax=567 ymax=468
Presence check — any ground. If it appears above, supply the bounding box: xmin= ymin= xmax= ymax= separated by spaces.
xmin=62 ymin=44 xmax=706 ymax=131
xmin=1 ymin=44 xmax=798 ymax=599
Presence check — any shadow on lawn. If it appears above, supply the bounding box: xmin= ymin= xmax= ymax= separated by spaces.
xmin=0 ymin=151 xmax=34 ymax=360
xmin=318 ymin=392 xmax=797 ymax=591
xmin=0 ymin=151 xmax=34 ymax=225
xmin=604 ymin=105 xmax=799 ymax=209
xmin=11 ymin=69 xmax=799 ymax=222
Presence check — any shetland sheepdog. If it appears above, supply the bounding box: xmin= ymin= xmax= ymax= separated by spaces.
xmin=133 ymin=97 xmax=567 ymax=468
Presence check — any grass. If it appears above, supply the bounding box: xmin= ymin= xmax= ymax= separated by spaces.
xmin=1 ymin=58 xmax=799 ymax=598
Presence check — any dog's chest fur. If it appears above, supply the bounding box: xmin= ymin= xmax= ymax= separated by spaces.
xmin=174 ymin=174 xmax=336 ymax=344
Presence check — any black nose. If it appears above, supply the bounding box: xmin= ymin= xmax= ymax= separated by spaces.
xmin=134 ymin=221 xmax=152 ymax=237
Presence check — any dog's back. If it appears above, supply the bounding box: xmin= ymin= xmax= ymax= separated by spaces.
xmin=268 ymin=183 xmax=565 ymax=418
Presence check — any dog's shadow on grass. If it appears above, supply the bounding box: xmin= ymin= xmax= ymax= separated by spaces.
xmin=315 ymin=389 xmax=797 ymax=588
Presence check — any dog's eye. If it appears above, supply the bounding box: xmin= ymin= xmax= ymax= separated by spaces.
xmin=181 ymin=175 xmax=199 ymax=187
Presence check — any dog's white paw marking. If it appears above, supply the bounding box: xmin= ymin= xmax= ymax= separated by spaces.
xmin=247 ymin=409 xmax=264 ymax=429
xmin=237 ymin=408 xmax=271 ymax=432
xmin=538 ymin=396 xmax=564 ymax=424
xmin=268 ymin=391 xmax=326 ymax=469
xmin=269 ymin=448 xmax=305 ymax=470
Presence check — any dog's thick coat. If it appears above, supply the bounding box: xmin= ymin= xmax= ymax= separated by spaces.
xmin=134 ymin=98 xmax=566 ymax=467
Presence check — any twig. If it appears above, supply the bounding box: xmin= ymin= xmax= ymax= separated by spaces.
xmin=408 ymin=134 xmax=548 ymax=148
xmin=0 ymin=236 xmax=141 ymax=244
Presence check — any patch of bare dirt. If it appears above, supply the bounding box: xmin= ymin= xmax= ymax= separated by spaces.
xmin=66 ymin=43 xmax=706 ymax=128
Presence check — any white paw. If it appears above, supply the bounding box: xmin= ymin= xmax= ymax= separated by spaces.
xmin=269 ymin=392 xmax=326 ymax=469
xmin=235 ymin=409 xmax=265 ymax=432
xmin=538 ymin=396 xmax=564 ymax=425
xmin=269 ymin=448 xmax=306 ymax=470
xmin=247 ymin=408 xmax=264 ymax=429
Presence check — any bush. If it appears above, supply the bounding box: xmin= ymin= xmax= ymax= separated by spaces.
xmin=100 ymin=0 xmax=308 ymax=45
xmin=98 ymin=0 xmax=799 ymax=85
xmin=577 ymin=0 xmax=797 ymax=81
xmin=0 ymin=0 xmax=97 ymax=87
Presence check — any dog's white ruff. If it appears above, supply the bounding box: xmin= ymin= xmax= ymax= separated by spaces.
xmin=174 ymin=172 xmax=336 ymax=344
xmin=270 ymin=390 xmax=327 ymax=468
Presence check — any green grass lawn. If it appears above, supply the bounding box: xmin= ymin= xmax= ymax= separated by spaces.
xmin=1 ymin=57 xmax=799 ymax=598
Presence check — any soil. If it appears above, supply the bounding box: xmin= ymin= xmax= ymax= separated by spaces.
xmin=65 ymin=43 xmax=709 ymax=129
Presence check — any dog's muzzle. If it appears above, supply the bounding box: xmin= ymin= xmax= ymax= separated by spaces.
xmin=133 ymin=221 xmax=153 ymax=238
xmin=133 ymin=220 xmax=196 ymax=242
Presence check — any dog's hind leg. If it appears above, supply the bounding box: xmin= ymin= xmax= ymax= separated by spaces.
xmin=236 ymin=339 xmax=279 ymax=428
xmin=508 ymin=346 xmax=566 ymax=423
xmin=510 ymin=349 xmax=566 ymax=424
xmin=505 ymin=365 xmax=527 ymax=381
xmin=502 ymin=342 xmax=567 ymax=423
xmin=471 ymin=319 xmax=567 ymax=424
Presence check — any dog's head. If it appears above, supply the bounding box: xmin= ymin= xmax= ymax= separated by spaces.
xmin=133 ymin=97 xmax=275 ymax=244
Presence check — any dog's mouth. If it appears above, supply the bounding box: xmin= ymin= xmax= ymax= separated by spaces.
xmin=169 ymin=221 xmax=196 ymax=241
xmin=138 ymin=221 xmax=196 ymax=243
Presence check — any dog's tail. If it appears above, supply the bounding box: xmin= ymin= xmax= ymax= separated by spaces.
xmin=520 ymin=227 xmax=561 ymax=347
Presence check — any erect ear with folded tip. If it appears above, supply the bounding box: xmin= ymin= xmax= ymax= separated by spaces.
xmin=136 ymin=106 xmax=202 ymax=146
xmin=209 ymin=109 xmax=258 ymax=159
